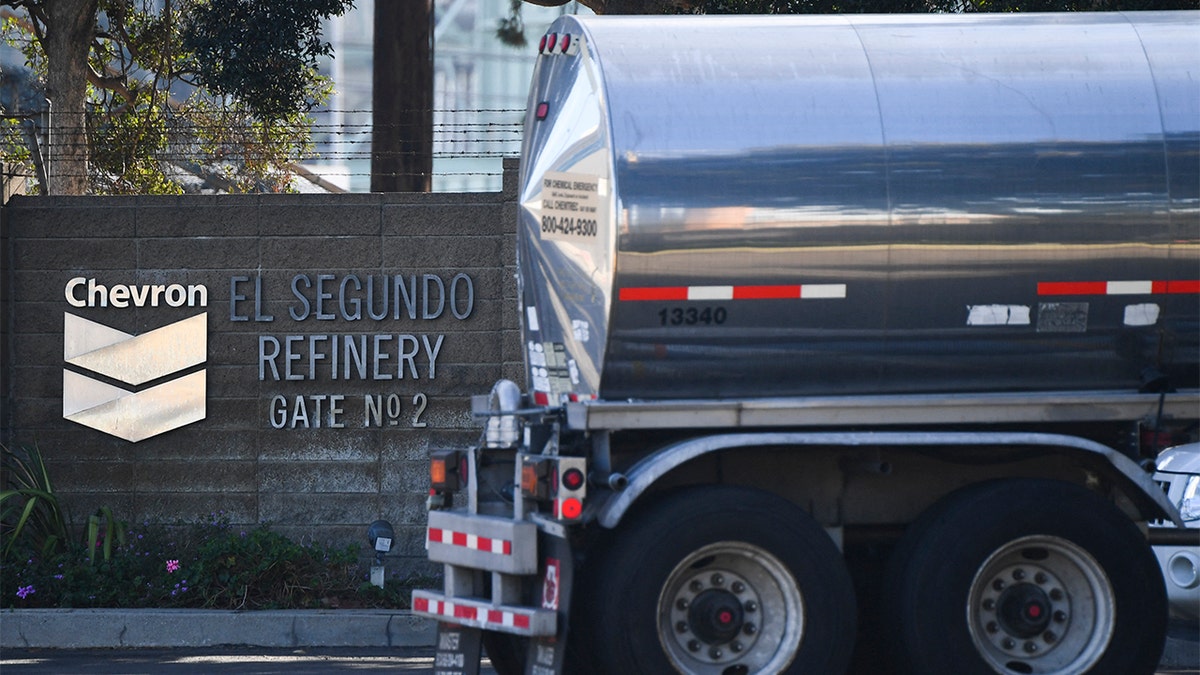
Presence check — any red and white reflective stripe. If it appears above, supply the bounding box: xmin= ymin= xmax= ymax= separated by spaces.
xmin=427 ymin=527 xmax=513 ymax=556
xmin=619 ymin=283 xmax=846 ymax=301
xmin=412 ymin=596 xmax=533 ymax=631
xmin=1038 ymin=280 xmax=1200 ymax=296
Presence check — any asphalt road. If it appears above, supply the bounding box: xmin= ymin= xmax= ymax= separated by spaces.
xmin=0 ymin=647 xmax=498 ymax=674
xmin=1 ymin=645 xmax=1196 ymax=675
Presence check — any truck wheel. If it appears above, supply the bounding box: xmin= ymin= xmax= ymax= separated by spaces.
xmin=581 ymin=485 xmax=856 ymax=674
xmin=884 ymin=479 xmax=1167 ymax=675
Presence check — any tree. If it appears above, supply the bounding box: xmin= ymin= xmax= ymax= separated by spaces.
xmin=1 ymin=0 xmax=354 ymax=195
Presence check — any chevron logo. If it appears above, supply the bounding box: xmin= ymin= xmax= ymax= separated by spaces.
xmin=62 ymin=313 xmax=207 ymax=442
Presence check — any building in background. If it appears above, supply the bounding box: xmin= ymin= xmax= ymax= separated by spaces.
xmin=310 ymin=0 xmax=587 ymax=192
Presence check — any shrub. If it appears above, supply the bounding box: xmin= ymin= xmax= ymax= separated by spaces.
xmin=1 ymin=444 xmax=71 ymax=562
xmin=2 ymin=512 xmax=431 ymax=610
xmin=2 ymin=444 xmax=433 ymax=610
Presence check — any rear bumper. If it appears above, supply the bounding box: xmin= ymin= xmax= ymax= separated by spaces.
xmin=411 ymin=590 xmax=557 ymax=636
xmin=415 ymin=509 xmax=557 ymax=637
xmin=425 ymin=510 xmax=539 ymax=574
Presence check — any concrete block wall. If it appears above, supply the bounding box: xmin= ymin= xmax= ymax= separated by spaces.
xmin=0 ymin=161 xmax=522 ymax=574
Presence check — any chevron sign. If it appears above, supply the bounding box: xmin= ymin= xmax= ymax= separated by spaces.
xmin=62 ymin=313 xmax=208 ymax=442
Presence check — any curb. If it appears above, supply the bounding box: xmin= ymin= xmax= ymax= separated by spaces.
xmin=0 ymin=609 xmax=436 ymax=650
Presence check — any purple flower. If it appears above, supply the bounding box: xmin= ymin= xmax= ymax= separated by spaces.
xmin=166 ymin=559 xmax=180 ymax=573
xmin=16 ymin=585 xmax=35 ymax=599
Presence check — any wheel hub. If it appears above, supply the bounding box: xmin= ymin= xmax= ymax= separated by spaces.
xmin=689 ymin=588 xmax=746 ymax=644
xmin=996 ymin=584 xmax=1053 ymax=639
xmin=975 ymin=561 xmax=1070 ymax=659
xmin=667 ymin=567 xmax=763 ymax=665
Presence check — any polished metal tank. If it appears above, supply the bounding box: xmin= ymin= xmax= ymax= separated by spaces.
xmin=517 ymin=12 xmax=1199 ymax=402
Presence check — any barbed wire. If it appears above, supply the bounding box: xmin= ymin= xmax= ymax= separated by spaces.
xmin=1 ymin=108 xmax=530 ymax=187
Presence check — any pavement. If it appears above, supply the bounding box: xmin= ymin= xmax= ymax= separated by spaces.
xmin=0 ymin=646 xmax=494 ymax=674
xmin=0 ymin=609 xmax=1196 ymax=671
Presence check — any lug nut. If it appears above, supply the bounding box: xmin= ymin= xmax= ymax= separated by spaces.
xmin=677 ymin=598 xmax=689 ymax=611
xmin=1043 ymin=630 xmax=1057 ymax=644
xmin=731 ymin=641 xmax=744 ymax=653
xmin=986 ymin=621 xmax=999 ymax=634
xmin=1035 ymin=572 xmax=1048 ymax=584
xmin=1012 ymin=569 xmax=1026 ymax=581
xmin=676 ymin=621 xmax=689 ymax=633
xmin=709 ymin=647 xmax=723 ymax=660
xmin=690 ymin=580 xmax=704 ymax=592
xmin=1024 ymin=641 xmax=1038 ymax=654
xmin=1053 ymin=610 xmax=1068 ymax=623
xmin=743 ymin=623 xmax=757 ymax=636
xmin=983 ymin=599 xmax=996 ymax=611
xmin=1002 ymin=638 xmax=1016 ymax=650
xmin=688 ymin=640 xmax=701 ymax=652
xmin=744 ymin=600 xmax=758 ymax=613
xmin=993 ymin=579 xmax=1006 ymax=591
xmin=711 ymin=573 xmax=725 ymax=586
xmin=731 ymin=581 xmax=746 ymax=594
xmin=1049 ymin=588 xmax=1064 ymax=601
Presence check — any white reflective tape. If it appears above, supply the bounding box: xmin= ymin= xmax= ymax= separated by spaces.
xmin=1124 ymin=303 xmax=1160 ymax=326
xmin=492 ymin=538 xmax=506 ymax=554
xmin=801 ymin=284 xmax=847 ymax=299
xmin=688 ymin=286 xmax=734 ymax=301
xmin=967 ymin=305 xmax=1031 ymax=326
xmin=466 ymin=534 xmax=478 ymax=550
xmin=526 ymin=306 xmax=540 ymax=332
xmin=1107 ymin=281 xmax=1153 ymax=295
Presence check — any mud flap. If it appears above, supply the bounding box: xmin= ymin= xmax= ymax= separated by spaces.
xmin=524 ymin=530 xmax=575 ymax=675
xmin=434 ymin=622 xmax=482 ymax=675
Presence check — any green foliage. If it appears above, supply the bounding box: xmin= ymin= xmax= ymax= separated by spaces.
xmin=181 ymin=0 xmax=354 ymax=120
xmin=0 ymin=0 xmax=355 ymax=194
xmin=3 ymin=512 xmax=428 ymax=610
xmin=186 ymin=516 xmax=357 ymax=609
xmin=2 ymin=448 xmax=426 ymax=610
xmin=86 ymin=506 xmax=128 ymax=565
xmin=1 ymin=444 xmax=71 ymax=562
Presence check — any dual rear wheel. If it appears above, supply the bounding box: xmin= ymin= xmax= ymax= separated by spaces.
xmin=488 ymin=480 xmax=1167 ymax=675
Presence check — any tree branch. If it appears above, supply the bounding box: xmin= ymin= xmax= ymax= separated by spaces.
xmin=86 ymin=65 xmax=135 ymax=104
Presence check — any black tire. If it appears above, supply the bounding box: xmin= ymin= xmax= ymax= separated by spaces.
xmin=480 ymin=630 xmax=526 ymax=675
xmin=577 ymin=485 xmax=857 ymax=674
xmin=884 ymin=479 xmax=1167 ymax=675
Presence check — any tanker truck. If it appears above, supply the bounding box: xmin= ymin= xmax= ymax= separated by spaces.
xmin=413 ymin=11 xmax=1200 ymax=675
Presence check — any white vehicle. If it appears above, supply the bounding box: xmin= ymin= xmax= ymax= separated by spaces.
xmin=1155 ymin=443 xmax=1200 ymax=623
xmin=413 ymin=12 xmax=1200 ymax=675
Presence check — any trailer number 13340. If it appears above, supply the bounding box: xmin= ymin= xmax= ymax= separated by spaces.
xmin=658 ymin=306 xmax=728 ymax=326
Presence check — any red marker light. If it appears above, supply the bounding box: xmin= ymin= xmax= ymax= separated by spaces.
xmin=547 ymin=33 xmax=557 ymax=52
xmin=535 ymin=102 xmax=549 ymax=121
xmin=539 ymin=34 xmax=547 ymax=53
xmin=562 ymin=468 xmax=585 ymax=491
xmin=560 ymin=34 xmax=571 ymax=53
xmin=560 ymin=497 xmax=583 ymax=520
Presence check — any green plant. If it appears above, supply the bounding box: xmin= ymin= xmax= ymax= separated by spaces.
xmin=2 ymin=447 xmax=435 ymax=610
xmin=86 ymin=506 xmax=128 ymax=565
xmin=2 ymin=511 xmax=436 ymax=611
xmin=186 ymin=516 xmax=361 ymax=609
xmin=1 ymin=443 xmax=71 ymax=562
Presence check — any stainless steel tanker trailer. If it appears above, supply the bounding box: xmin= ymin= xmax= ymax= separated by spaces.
xmin=413 ymin=11 xmax=1200 ymax=675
